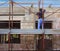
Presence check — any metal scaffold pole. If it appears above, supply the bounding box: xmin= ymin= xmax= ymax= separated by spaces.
xmin=8 ymin=0 xmax=13 ymax=51
xmin=42 ymin=0 xmax=45 ymax=51
xmin=8 ymin=0 xmax=11 ymax=50
xmin=11 ymin=0 xmax=13 ymax=28
xmin=37 ymin=0 xmax=45 ymax=51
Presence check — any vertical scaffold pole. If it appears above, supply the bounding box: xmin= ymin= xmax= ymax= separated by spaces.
xmin=42 ymin=0 xmax=45 ymax=51
xmin=8 ymin=0 xmax=14 ymax=50
xmin=11 ymin=0 xmax=13 ymax=28
xmin=8 ymin=0 xmax=11 ymax=50
xmin=38 ymin=0 xmax=43 ymax=51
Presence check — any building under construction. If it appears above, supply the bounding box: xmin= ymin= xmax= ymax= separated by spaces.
xmin=0 ymin=0 xmax=60 ymax=51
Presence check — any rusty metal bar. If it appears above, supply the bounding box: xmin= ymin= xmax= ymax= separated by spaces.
xmin=46 ymin=9 xmax=60 ymax=18
xmin=38 ymin=0 xmax=41 ymax=11
xmin=11 ymin=0 xmax=13 ymax=28
xmin=42 ymin=0 xmax=45 ymax=51
xmin=8 ymin=0 xmax=11 ymax=51
xmin=0 ymin=14 xmax=25 ymax=16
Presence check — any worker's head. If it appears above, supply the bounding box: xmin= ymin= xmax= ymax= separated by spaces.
xmin=39 ymin=8 xmax=45 ymax=13
xmin=39 ymin=8 xmax=42 ymax=13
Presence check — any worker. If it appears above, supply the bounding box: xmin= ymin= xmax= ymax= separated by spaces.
xmin=36 ymin=8 xmax=45 ymax=29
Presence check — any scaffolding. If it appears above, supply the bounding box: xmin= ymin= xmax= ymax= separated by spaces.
xmin=0 ymin=0 xmax=60 ymax=51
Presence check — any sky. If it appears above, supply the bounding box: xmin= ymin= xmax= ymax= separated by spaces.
xmin=0 ymin=0 xmax=60 ymax=7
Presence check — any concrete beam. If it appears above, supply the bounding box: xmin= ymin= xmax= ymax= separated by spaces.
xmin=0 ymin=29 xmax=60 ymax=34
xmin=0 ymin=14 xmax=25 ymax=16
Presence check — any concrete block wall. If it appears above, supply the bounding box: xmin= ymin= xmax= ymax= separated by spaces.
xmin=0 ymin=44 xmax=8 ymax=51
xmin=21 ymin=14 xmax=35 ymax=29
xmin=52 ymin=14 xmax=60 ymax=50
xmin=20 ymin=35 xmax=35 ymax=50
xmin=44 ymin=8 xmax=60 ymax=50
xmin=0 ymin=35 xmax=35 ymax=50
